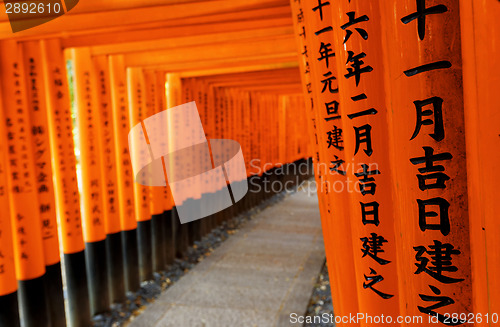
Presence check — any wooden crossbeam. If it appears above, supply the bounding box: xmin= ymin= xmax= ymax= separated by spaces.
xmin=88 ymin=26 xmax=294 ymax=55
xmin=0 ymin=1 xmax=290 ymax=39
xmin=122 ymin=35 xmax=296 ymax=67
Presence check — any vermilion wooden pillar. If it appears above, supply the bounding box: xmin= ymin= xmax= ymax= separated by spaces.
xmin=158 ymin=71 xmax=176 ymax=266
xmin=108 ymin=55 xmax=140 ymax=293
xmin=93 ymin=54 xmax=126 ymax=304
xmin=41 ymin=38 xmax=90 ymax=327
xmin=0 ymin=100 xmax=19 ymax=326
xmin=22 ymin=40 xmax=66 ymax=327
xmin=329 ymin=1 xmax=401 ymax=323
xmin=127 ymin=67 xmax=154 ymax=281
xmin=144 ymin=70 xmax=167 ymax=273
xmin=460 ymin=0 xmax=500 ymax=324
xmin=292 ymin=0 xmax=360 ymax=324
xmin=70 ymin=48 xmax=110 ymax=316
xmin=0 ymin=39 xmax=50 ymax=327
xmin=379 ymin=1 xmax=472 ymax=325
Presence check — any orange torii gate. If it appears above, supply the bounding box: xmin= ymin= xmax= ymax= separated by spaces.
xmin=0 ymin=1 xmax=312 ymax=326
xmin=290 ymin=0 xmax=500 ymax=326
xmin=0 ymin=0 xmax=498 ymax=326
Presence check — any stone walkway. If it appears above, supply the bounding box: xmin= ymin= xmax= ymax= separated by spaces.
xmin=127 ymin=185 xmax=325 ymax=327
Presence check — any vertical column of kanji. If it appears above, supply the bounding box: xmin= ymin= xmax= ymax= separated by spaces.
xmin=206 ymin=83 xmax=220 ymax=228
xmin=241 ymin=90 xmax=251 ymax=210
xmin=259 ymin=93 xmax=270 ymax=193
xmin=165 ymin=73 xmax=183 ymax=256
xmin=144 ymin=70 xmax=166 ymax=273
xmin=299 ymin=1 xmax=360 ymax=322
xmin=329 ymin=1 xmax=402 ymax=321
xmin=92 ymin=54 xmax=125 ymax=304
xmin=379 ymin=1 xmax=472 ymax=325
xmin=213 ymin=87 xmax=225 ymax=224
xmin=176 ymin=78 xmax=192 ymax=251
xmin=232 ymin=89 xmax=244 ymax=215
xmin=194 ymin=79 xmax=210 ymax=236
xmin=0 ymin=40 xmax=50 ymax=327
xmin=189 ymin=78 xmax=203 ymax=242
xmin=155 ymin=71 xmax=174 ymax=268
xmin=69 ymin=48 xmax=110 ymax=316
xmin=0 ymin=81 xmax=20 ymax=327
xmin=278 ymin=95 xmax=288 ymax=186
xmin=127 ymin=67 xmax=154 ymax=282
xmin=289 ymin=0 xmax=336 ymax=289
xmin=22 ymin=40 xmax=66 ymax=327
xmin=460 ymin=0 xmax=500 ymax=323
xmin=108 ymin=55 xmax=139 ymax=293
xmin=41 ymin=38 xmax=90 ymax=327
xmin=296 ymin=95 xmax=309 ymax=161
xmin=228 ymin=88 xmax=239 ymax=213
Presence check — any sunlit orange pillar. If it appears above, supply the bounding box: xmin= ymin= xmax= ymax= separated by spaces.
xmin=144 ymin=70 xmax=167 ymax=273
xmin=379 ymin=1 xmax=472 ymax=325
xmin=165 ymin=74 xmax=187 ymax=255
xmin=69 ymin=47 xmax=110 ymax=316
xmin=289 ymin=0 xmax=336 ymax=285
xmin=22 ymin=40 xmax=66 ymax=327
xmin=157 ymin=71 xmax=176 ymax=266
xmin=109 ymin=55 xmax=139 ymax=293
xmin=93 ymin=54 xmax=126 ymax=304
xmin=293 ymin=0 xmax=360 ymax=323
xmin=180 ymin=78 xmax=202 ymax=241
xmin=0 ymin=83 xmax=20 ymax=327
xmin=330 ymin=1 xmax=402 ymax=323
xmin=127 ymin=67 xmax=154 ymax=281
xmin=0 ymin=39 xmax=50 ymax=327
xmin=41 ymin=38 xmax=90 ymax=327
xmin=460 ymin=0 xmax=500 ymax=324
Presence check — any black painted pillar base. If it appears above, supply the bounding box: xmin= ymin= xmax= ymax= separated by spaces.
xmin=85 ymin=240 xmax=109 ymax=316
xmin=63 ymin=250 xmax=90 ymax=327
xmin=137 ymin=220 xmax=153 ymax=282
xmin=163 ymin=210 xmax=175 ymax=267
xmin=122 ymin=229 xmax=139 ymax=293
xmin=106 ymin=232 xmax=125 ymax=303
xmin=173 ymin=207 xmax=188 ymax=258
xmin=0 ymin=291 xmax=20 ymax=327
xmin=17 ymin=275 xmax=51 ymax=327
xmin=152 ymin=213 xmax=165 ymax=273
xmin=45 ymin=262 xmax=66 ymax=327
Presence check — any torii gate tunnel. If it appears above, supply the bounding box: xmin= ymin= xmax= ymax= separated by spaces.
xmin=0 ymin=0 xmax=498 ymax=327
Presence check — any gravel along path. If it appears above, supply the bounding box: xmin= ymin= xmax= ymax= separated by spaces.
xmin=304 ymin=262 xmax=335 ymax=327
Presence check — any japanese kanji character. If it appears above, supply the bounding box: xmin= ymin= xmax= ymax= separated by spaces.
xmin=363 ymin=268 xmax=394 ymax=299
xmin=324 ymin=100 xmax=340 ymax=121
xmin=345 ymin=51 xmax=373 ymax=86
xmin=354 ymin=124 xmax=373 ymax=156
xmin=410 ymin=96 xmax=444 ymax=141
xmin=414 ymin=240 xmax=464 ymax=284
xmin=410 ymin=147 xmax=452 ymax=191
xmin=361 ymin=233 xmax=391 ymax=265
xmin=330 ymin=155 xmax=346 ymax=176
xmin=320 ymin=72 xmax=339 ymax=93
xmin=355 ymin=164 xmax=381 ymax=195
xmin=418 ymin=285 xmax=465 ymax=325
xmin=326 ymin=126 xmax=344 ymax=150
xmin=318 ymin=42 xmax=335 ymax=68
xmin=341 ymin=11 xmax=369 ymax=43
xmin=401 ymin=0 xmax=448 ymax=41
xmin=417 ymin=197 xmax=451 ymax=236
xmin=361 ymin=201 xmax=379 ymax=226
xmin=312 ymin=0 xmax=330 ymax=21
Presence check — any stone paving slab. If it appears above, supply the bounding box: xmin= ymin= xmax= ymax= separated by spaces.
xmin=127 ymin=187 xmax=325 ymax=327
